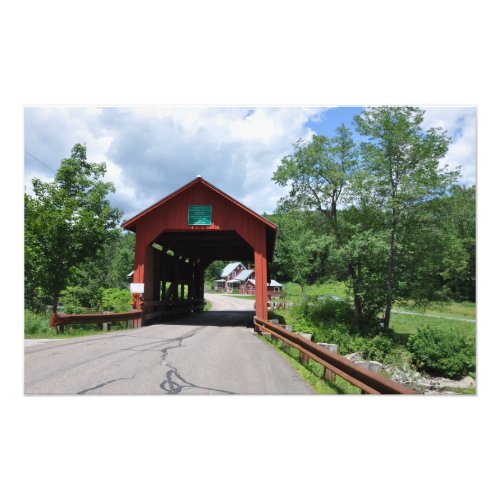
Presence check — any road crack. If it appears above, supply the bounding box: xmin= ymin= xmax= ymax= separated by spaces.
xmin=78 ymin=377 xmax=133 ymax=394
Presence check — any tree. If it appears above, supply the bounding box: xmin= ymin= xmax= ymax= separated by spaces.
xmin=24 ymin=144 xmax=123 ymax=311
xmin=273 ymin=126 xmax=371 ymax=326
xmin=397 ymin=184 xmax=475 ymax=302
xmin=354 ymin=107 xmax=458 ymax=329
xmin=204 ymin=260 xmax=226 ymax=284
xmin=102 ymin=231 xmax=135 ymax=289
xmin=269 ymin=210 xmax=334 ymax=293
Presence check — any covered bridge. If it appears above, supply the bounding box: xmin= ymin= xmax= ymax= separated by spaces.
xmin=122 ymin=176 xmax=277 ymax=324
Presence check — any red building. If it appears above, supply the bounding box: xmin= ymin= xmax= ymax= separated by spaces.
xmin=213 ymin=262 xmax=282 ymax=297
xmin=122 ymin=176 xmax=277 ymax=322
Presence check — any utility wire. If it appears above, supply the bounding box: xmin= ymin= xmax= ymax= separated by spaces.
xmin=24 ymin=150 xmax=57 ymax=174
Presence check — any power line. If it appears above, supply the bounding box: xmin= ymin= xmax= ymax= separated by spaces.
xmin=24 ymin=150 xmax=56 ymax=174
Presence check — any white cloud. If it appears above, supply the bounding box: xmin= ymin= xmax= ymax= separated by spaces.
xmin=24 ymin=107 xmax=322 ymax=219
xmin=422 ymin=106 xmax=476 ymax=185
xmin=25 ymin=106 xmax=474 ymax=222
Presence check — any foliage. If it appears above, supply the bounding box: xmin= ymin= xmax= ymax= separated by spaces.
xmin=60 ymin=285 xmax=99 ymax=313
xmin=272 ymin=125 xmax=371 ymax=326
xmin=354 ymin=106 xmax=458 ymax=329
xmin=271 ymin=106 xmax=471 ymax=337
xmin=273 ymin=126 xmax=357 ymax=238
xmin=102 ymin=232 xmax=135 ymax=288
xmin=24 ymin=309 xmax=53 ymax=337
xmin=407 ymin=326 xmax=476 ymax=379
xmin=25 ymin=144 xmax=123 ymax=311
xmin=294 ymin=297 xmax=356 ymax=332
xmin=398 ymin=185 xmax=475 ymax=302
xmin=204 ymin=260 xmax=226 ymax=283
xmin=269 ymin=210 xmax=334 ymax=290
xmin=101 ymin=288 xmax=132 ymax=312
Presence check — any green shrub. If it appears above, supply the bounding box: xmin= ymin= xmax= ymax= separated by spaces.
xmin=295 ymin=298 xmax=356 ymax=331
xmin=101 ymin=288 xmax=132 ymax=312
xmin=407 ymin=326 xmax=475 ymax=379
xmin=361 ymin=335 xmax=395 ymax=361
xmin=60 ymin=285 xmax=97 ymax=313
xmin=25 ymin=309 xmax=53 ymax=337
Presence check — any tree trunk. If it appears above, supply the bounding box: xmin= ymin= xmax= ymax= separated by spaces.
xmin=348 ymin=262 xmax=363 ymax=330
xmin=383 ymin=214 xmax=397 ymax=330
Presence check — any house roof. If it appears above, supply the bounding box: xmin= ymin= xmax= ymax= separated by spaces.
xmin=248 ymin=279 xmax=282 ymax=287
xmin=221 ymin=262 xmax=245 ymax=278
xmin=236 ymin=269 xmax=254 ymax=282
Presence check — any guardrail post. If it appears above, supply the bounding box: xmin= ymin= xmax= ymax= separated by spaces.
xmin=356 ymin=361 xmax=383 ymax=374
xmin=298 ymin=333 xmax=312 ymax=364
xmin=318 ymin=343 xmax=339 ymax=382
xmin=280 ymin=325 xmax=293 ymax=350
xmin=103 ymin=322 xmax=111 ymax=332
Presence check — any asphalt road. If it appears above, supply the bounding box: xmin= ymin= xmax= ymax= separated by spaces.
xmin=24 ymin=294 xmax=313 ymax=395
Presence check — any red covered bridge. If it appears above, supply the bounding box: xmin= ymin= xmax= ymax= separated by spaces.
xmin=122 ymin=176 xmax=277 ymax=324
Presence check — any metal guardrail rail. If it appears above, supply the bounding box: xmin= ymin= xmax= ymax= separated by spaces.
xmin=50 ymin=310 xmax=143 ymax=329
xmin=254 ymin=316 xmax=419 ymax=395
xmin=50 ymin=299 xmax=205 ymax=329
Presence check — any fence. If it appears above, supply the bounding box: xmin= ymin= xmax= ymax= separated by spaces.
xmin=50 ymin=299 xmax=205 ymax=331
xmin=50 ymin=310 xmax=142 ymax=332
xmin=253 ymin=316 xmax=418 ymax=395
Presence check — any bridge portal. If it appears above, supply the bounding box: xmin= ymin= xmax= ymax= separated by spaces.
xmin=122 ymin=177 xmax=277 ymax=325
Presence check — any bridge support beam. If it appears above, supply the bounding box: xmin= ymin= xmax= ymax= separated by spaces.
xmin=254 ymin=228 xmax=268 ymax=321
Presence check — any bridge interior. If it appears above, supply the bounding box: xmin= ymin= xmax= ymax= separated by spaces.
xmin=123 ymin=177 xmax=277 ymax=325
xmin=140 ymin=230 xmax=257 ymax=325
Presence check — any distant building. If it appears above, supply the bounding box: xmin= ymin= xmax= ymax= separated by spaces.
xmin=212 ymin=262 xmax=282 ymax=297
xmin=246 ymin=279 xmax=282 ymax=298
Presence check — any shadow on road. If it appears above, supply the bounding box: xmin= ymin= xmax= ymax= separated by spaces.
xmin=157 ymin=310 xmax=254 ymax=328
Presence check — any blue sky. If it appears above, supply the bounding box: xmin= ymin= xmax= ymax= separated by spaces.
xmin=24 ymin=106 xmax=476 ymax=221
xmin=306 ymin=107 xmax=363 ymax=136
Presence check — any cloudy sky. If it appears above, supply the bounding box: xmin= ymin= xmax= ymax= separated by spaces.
xmin=24 ymin=106 xmax=476 ymax=221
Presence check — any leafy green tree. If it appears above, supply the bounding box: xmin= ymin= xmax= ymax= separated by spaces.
xmin=102 ymin=232 xmax=135 ymax=288
xmin=354 ymin=107 xmax=458 ymax=329
xmin=397 ymin=184 xmax=475 ymax=302
xmin=204 ymin=260 xmax=225 ymax=284
xmin=273 ymin=126 xmax=371 ymax=324
xmin=270 ymin=210 xmax=334 ymax=293
xmin=24 ymin=144 xmax=123 ymax=312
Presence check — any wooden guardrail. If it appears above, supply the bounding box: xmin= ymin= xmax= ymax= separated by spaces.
xmin=254 ymin=316 xmax=418 ymax=395
xmin=50 ymin=310 xmax=143 ymax=330
xmin=50 ymin=299 xmax=205 ymax=331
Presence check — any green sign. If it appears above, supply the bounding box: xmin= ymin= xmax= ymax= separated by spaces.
xmin=188 ymin=205 xmax=212 ymax=225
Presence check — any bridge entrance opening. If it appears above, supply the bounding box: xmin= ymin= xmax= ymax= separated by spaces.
xmin=122 ymin=177 xmax=277 ymax=326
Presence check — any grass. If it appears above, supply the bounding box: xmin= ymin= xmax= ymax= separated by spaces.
xmin=259 ymin=335 xmax=361 ymax=394
xmin=390 ymin=313 xmax=476 ymax=339
xmin=204 ymin=300 xmax=212 ymax=311
xmin=25 ymin=322 xmax=129 ymax=339
xmin=24 ymin=309 xmax=132 ymax=339
xmin=393 ymin=300 xmax=476 ymax=320
xmin=268 ymin=285 xmax=476 ymax=381
xmin=277 ymin=281 xmax=476 ymax=338
xmin=222 ymin=294 xmax=256 ymax=300
xmin=282 ymin=281 xmax=349 ymax=302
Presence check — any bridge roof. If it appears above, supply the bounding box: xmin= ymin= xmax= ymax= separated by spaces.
xmin=122 ymin=176 xmax=277 ymax=232
xmin=122 ymin=176 xmax=278 ymax=263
